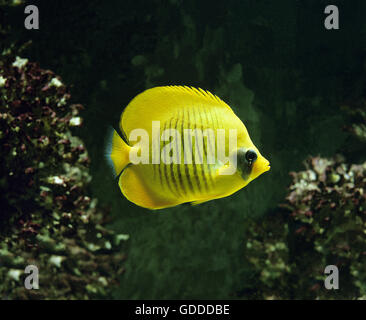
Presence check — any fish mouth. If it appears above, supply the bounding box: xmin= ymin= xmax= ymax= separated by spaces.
xmin=259 ymin=157 xmax=270 ymax=171
xmin=251 ymin=157 xmax=270 ymax=179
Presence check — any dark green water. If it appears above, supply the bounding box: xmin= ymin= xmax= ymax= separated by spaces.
xmin=6 ymin=0 xmax=366 ymax=299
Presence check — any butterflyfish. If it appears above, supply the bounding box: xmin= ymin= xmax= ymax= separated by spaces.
xmin=107 ymin=86 xmax=270 ymax=209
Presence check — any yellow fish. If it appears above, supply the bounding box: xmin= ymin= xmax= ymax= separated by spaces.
xmin=107 ymin=86 xmax=270 ymax=209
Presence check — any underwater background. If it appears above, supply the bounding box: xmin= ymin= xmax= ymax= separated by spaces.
xmin=1 ymin=0 xmax=366 ymax=299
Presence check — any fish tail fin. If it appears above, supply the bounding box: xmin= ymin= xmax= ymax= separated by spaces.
xmin=105 ymin=127 xmax=131 ymax=177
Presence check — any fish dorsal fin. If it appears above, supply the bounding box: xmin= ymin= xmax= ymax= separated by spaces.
xmin=170 ymin=86 xmax=232 ymax=110
xmin=120 ymin=86 xmax=235 ymax=140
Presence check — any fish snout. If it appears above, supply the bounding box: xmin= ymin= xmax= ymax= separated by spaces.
xmin=251 ymin=155 xmax=270 ymax=179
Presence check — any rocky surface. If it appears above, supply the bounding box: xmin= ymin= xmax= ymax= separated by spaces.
xmin=0 ymin=48 xmax=128 ymax=299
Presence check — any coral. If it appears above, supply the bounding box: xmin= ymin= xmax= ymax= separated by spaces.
xmin=342 ymin=101 xmax=366 ymax=143
xmin=0 ymin=49 xmax=128 ymax=299
xmin=244 ymin=155 xmax=366 ymax=299
xmin=0 ymin=0 xmax=23 ymax=6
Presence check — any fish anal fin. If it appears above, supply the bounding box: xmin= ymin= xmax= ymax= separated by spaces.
xmin=119 ymin=166 xmax=181 ymax=210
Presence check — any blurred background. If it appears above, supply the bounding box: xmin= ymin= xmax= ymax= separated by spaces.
xmin=1 ymin=0 xmax=366 ymax=299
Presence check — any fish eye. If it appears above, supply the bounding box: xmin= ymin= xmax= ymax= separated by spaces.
xmin=245 ymin=149 xmax=257 ymax=165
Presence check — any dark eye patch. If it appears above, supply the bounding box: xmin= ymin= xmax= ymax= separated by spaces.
xmin=236 ymin=148 xmax=257 ymax=179
xmin=245 ymin=149 xmax=257 ymax=164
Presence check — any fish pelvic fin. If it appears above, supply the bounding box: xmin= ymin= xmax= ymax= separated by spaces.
xmin=106 ymin=128 xmax=131 ymax=177
xmin=191 ymin=199 xmax=212 ymax=206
